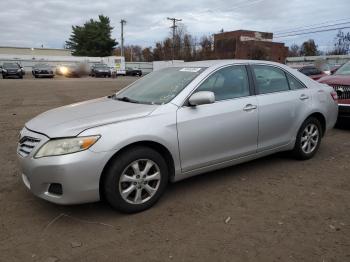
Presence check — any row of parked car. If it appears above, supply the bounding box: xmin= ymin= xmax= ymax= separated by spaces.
xmin=1 ymin=62 xmax=143 ymax=79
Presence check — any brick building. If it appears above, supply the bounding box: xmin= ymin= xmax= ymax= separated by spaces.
xmin=214 ymin=30 xmax=288 ymax=63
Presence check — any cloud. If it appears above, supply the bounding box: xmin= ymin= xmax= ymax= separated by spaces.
xmin=0 ymin=0 xmax=349 ymax=51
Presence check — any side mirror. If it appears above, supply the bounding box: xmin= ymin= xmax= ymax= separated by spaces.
xmin=189 ymin=91 xmax=215 ymax=106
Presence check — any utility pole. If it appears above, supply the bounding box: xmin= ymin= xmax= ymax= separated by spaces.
xmin=167 ymin=17 xmax=182 ymax=61
xmin=120 ymin=19 xmax=127 ymax=57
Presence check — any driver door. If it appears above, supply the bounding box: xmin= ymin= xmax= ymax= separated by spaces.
xmin=176 ymin=65 xmax=258 ymax=172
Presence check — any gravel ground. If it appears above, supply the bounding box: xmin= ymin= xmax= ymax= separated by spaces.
xmin=0 ymin=77 xmax=349 ymax=262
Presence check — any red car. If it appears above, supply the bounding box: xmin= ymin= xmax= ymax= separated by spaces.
xmin=298 ymin=66 xmax=327 ymax=80
xmin=318 ymin=62 xmax=350 ymax=120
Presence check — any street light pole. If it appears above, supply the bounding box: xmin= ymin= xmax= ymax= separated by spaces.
xmin=120 ymin=19 xmax=127 ymax=57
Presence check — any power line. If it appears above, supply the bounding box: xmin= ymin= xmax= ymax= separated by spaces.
xmin=167 ymin=17 xmax=182 ymax=60
xmin=275 ymin=21 xmax=350 ymax=36
xmin=274 ymin=26 xmax=350 ymax=38
xmin=274 ymin=17 xmax=350 ymax=34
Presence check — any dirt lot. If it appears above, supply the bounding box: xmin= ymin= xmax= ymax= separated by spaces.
xmin=0 ymin=76 xmax=349 ymax=262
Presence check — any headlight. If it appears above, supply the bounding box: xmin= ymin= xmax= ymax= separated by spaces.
xmin=35 ymin=135 xmax=100 ymax=158
xmin=2 ymin=69 xmax=7 ymax=73
xmin=17 ymin=69 xmax=22 ymax=72
xmin=59 ymin=66 xmax=68 ymax=75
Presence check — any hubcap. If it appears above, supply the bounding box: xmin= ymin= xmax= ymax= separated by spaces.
xmin=119 ymin=159 xmax=161 ymax=204
xmin=301 ymin=123 xmax=319 ymax=154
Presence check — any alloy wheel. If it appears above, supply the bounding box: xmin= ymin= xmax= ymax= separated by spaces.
xmin=119 ymin=159 xmax=161 ymax=204
xmin=301 ymin=123 xmax=319 ymax=154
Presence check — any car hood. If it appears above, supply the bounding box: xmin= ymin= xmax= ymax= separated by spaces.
xmin=318 ymin=75 xmax=350 ymax=86
xmin=26 ymin=97 xmax=158 ymax=137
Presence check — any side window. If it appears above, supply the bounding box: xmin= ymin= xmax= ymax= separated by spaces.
xmin=286 ymin=73 xmax=305 ymax=90
xmin=196 ymin=65 xmax=250 ymax=101
xmin=252 ymin=65 xmax=290 ymax=94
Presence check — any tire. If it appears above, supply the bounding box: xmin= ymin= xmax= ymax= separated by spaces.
xmin=103 ymin=146 xmax=169 ymax=213
xmin=2 ymin=75 xmax=6 ymax=79
xmin=292 ymin=117 xmax=322 ymax=160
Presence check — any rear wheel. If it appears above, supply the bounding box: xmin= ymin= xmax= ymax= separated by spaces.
xmin=103 ymin=146 xmax=168 ymax=213
xmin=292 ymin=117 xmax=322 ymax=160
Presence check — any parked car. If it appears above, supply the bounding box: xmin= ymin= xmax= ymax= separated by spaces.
xmin=91 ymin=64 xmax=111 ymax=77
xmin=1 ymin=62 xmax=25 ymax=79
xmin=298 ymin=66 xmax=327 ymax=80
xmin=56 ymin=64 xmax=81 ymax=77
xmin=126 ymin=67 xmax=142 ymax=76
xmin=32 ymin=63 xmax=54 ymax=78
xmin=17 ymin=60 xmax=338 ymax=213
xmin=318 ymin=61 xmax=350 ymax=120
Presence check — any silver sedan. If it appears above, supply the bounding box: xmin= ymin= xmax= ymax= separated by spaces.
xmin=17 ymin=60 xmax=338 ymax=213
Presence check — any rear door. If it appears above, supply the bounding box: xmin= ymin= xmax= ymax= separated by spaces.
xmin=251 ymin=65 xmax=310 ymax=151
xmin=177 ymin=65 xmax=258 ymax=172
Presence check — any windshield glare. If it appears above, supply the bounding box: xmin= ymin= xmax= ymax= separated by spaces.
xmin=116 ymin=67 xmax=206 ymax=105
xmin=335 ymin=62 xmax=350 ymax=75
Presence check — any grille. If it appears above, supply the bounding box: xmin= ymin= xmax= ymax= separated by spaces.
xmin=18 ymin=136 xmax=41 ymax=157
xmin=330 ymin=85 xmax=350 ymax=100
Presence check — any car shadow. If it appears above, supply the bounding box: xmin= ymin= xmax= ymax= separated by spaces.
xmin=335 ymin=119 xmax=350 ymax=130
xmin=36 ymin=151 xmax=291 ymax=220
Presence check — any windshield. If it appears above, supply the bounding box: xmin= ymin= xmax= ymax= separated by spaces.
xmin=116 ymin=67 xmax=206 ymax=104
xmin=3 ymin=63 xmax=19 ymax=69
xmin=34 ymin=64 xmax=50 ymax=69
xmin=335 ymin=62 xmax=350 ymax=75
xmin=94 ymin=64 xmax=107 ymax=68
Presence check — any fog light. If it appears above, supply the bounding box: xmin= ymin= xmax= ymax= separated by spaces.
xmin=48 ymin=183 xmax=63 ymax=195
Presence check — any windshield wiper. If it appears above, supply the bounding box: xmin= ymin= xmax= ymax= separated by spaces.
xmin=115 ymin=96 xmax=140 ymax=104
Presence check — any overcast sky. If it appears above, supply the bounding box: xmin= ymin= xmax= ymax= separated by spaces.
xmin=0 ymin=0 xmax=349 ymax=51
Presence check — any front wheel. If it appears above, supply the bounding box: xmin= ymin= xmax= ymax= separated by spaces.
xmin=292 ymin=117 xmax=322 ymax=160
xmin=103 ymin=146 xmax=168 ymax=213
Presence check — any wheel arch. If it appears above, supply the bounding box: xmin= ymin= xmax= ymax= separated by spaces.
xmin=99 ymin=140 xmax=175 ymax=200
xmin=306 ymin=112 xmax=326 ymax=136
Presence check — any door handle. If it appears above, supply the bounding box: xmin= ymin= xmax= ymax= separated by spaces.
xmin=299 ymin=94 xmax=309 ymax=100
xmin=243 ymin=104 xmax=257 ymax=112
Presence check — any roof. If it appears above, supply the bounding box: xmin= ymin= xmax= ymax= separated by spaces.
xmin=173 ymin=59 xmax=285 ymax=68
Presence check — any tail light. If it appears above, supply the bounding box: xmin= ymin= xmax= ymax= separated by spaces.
xmin=330 ymin=91 xmax=338 ymax=102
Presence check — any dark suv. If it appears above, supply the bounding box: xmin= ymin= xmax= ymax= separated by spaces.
xmin=1 ymin=63 xmax=25 ymax=79
xmin=90 ymin=64 xmax=111 ymax=77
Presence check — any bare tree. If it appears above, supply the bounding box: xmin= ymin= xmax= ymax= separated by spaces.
xmin=327 ymin=30 xmax=350 ymax=55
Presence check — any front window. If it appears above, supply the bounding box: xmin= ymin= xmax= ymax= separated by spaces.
xmin=195 ymin=65 xmax=250 ymax=101
xmin=116 ymin=67 xmax=206 ymax=104
xmin=335 ymin=62 xmax=350 ymax=75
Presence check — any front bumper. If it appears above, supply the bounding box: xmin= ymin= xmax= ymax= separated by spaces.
xmin=35 ymin=73 xmax=54 ymax=77
xmin=94 ymin=71 xmax=110 ymax=76
xmin=3 ymin=72 xmax=21 ymax=77
xmin=17 ymin=128 xmax=112 ymax=205
xmin=338 ymin=104 xmax=350 ymax=119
